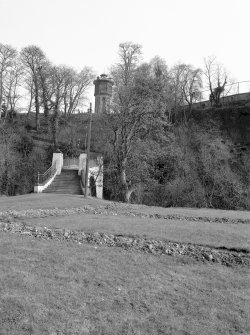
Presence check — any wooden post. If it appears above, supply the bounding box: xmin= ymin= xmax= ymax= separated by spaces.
xmin=84 ymin=103 xmax=92 ymax=198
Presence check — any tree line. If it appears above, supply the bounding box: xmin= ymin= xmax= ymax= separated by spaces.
xmin=0 ymin=42 xmax=230 ymax=122
xmin=0 ymin=43 xmax=95 ymax=195
xmin=1 ymin=41 xmax=248 ymax=211
xmin=100 ymin=42 xmax=237 ymax=204
xmin=0 ymin=44 xmax=94 ymax=140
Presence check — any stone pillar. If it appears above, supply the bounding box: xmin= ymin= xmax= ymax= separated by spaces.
xmin=89 ymin=156 xmax=103 ymax=199
xmin=78 ymin=153 xmax=87 ymax=176
xmin=95 ymin=172 xmax=103 ymax=199
xmin=52 ymin=152 xmax=63 ymax=175
xmin=79 ymin=153 xmax=87 ymax=195
xmin=95 ymin=156 xmax=103 ymax=199
xmin=78 ymin=153 xmax=103 ymax=198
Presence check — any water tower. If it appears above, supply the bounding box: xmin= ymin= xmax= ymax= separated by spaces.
xmin=93 ymin=74 xmax=114 ymax=114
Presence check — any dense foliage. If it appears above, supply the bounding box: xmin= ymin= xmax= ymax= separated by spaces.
xmin=0 ymin=121 xmax=51 ymax=195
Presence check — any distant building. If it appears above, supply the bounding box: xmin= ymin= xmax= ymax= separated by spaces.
xmin=93 ymin=74 xmax=114 ymax=113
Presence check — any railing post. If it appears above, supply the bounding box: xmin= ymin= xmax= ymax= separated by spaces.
xmin=38 ymin=172 xmax=40 ymax=185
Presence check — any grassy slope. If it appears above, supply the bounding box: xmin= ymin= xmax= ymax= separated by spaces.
xmin=1 ymin=193 xmax=250 ymax=220
xmin=0 ymin=233 xmax=249 ymax=335
xmin=22 ymin=213 xmax=250 ymax=251
xmin=0 ymin=194 xmax=250 ymax=334
xmin=1 ymin=194 xmax=249 ymax=250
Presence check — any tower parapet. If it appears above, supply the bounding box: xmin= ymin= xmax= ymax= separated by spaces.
xmin=93 ymin=74 xmax=114 ymax=114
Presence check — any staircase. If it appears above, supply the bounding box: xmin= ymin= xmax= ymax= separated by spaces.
xmin=44 ymin=170 xmax=82 ymax=195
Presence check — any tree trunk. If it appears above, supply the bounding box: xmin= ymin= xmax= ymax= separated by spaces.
xmin=51 ymin=106 xmax=59 ymax=148
xmin=119 ymin=163 xmax=135 ymax=203
xmin=0 ymin=73 xmax=3 ymax=120
xmin=125 ymin=188 xmax=135 ymax=203
xmin=35 ymin=94 xmax=40 ymax=130
xmin=41 ymin=80 xmax=49 ymax=118
xmin=43 ymin=99 xmax=49 ymax=118
xmin=0 ymin=97 xmax=2 ymax=120
xmin=34 ymin=77 xmax=40 ymax=130
xmin=27 ymin=92 xmax=33 ymax=116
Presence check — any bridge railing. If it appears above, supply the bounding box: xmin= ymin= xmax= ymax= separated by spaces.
xmin=37 ymin=162 xmax=57 ymax=186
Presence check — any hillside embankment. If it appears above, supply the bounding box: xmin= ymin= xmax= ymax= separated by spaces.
xmin=1 ymin=105 xmax=250 ymax=209
xmin=191 ymin=104 xmax=250 ymax=146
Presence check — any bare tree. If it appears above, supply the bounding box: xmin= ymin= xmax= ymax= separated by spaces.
xmin=108 ymin=42 xmax=161 ymax=202
xmin=117 ymin=41 xmax=142 ymax=86
xmin=49 ymin=66 xmax=64 ymax=147
xmin=169 ymin=64 xmax=186 ymax=117
xmin=169 ymin=64 xmax=202 ymax=122
xmin=3 ymin=57 xmax=24 ymax=119
xmin=0 ymin=43 xmax=17 ymax=119
xmin=150 ymin=56 xmax=168 ymax=78
xmin=203 ymin=56 xmax=229 ymax=106
xmin=61 ymin=66 xmax=94 ymax=118
xmin=179 ymin=64 xmax=202 ymax=109
xmin=148 ymin=57 xmax=175 ymax=124
xmin=22 ymin=75 xmax=35 ymax=116
xmin=38 ymin=60 xmax=54 ymax=118
xmin=21 ymin=45 xmax=47 ymax=129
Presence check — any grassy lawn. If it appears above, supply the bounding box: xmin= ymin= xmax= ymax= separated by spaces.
xmin=1 ymin=193 xmax=250 ymax=220
xmin=0 ymin=194 xmax=250 ymax=334
xmin=0 ymin=233 xmax=249 ymax=335
xmin=1 ymin=194 xmax=250 ymax=251
xmin=23 ymin=213 xmax=250 ymax=251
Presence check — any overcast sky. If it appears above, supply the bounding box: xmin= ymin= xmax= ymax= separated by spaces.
xmin=1 ymin=0 xmax=249 ymax=102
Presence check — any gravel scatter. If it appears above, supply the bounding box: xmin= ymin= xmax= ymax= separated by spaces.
xmin=0 ymin=206 xmax=249 ymax=224
xmin=0 ymin=221 xmax=249 ymax=267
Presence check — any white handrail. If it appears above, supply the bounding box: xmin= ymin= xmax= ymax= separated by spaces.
xmin=37 ymin=162 xmax=57 ymax=185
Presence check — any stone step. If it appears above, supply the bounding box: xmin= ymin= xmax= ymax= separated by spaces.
xmin=45 ymin=189 xmax=81 ymax=191
xmin=45 ymin=189 xmax=81 ymax=192
xmin=49 ymin=180 xmax=79 ymax=183
xmin=44 ymin=191 xmax=82 ymax=194
xmin=45 ymin=185 xmax=81 ymax=189
xmin=43 ymin=170 xmax=82 ymax=195
xmin=46 ymin=187 xmax=81 ymax=191
xmin=49 ymin=179 xmax=79 ymax=181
